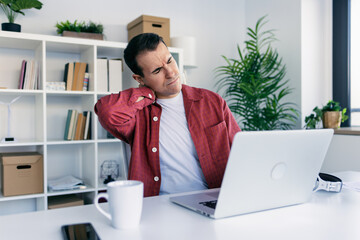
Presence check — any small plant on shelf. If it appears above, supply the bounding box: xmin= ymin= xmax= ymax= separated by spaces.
xmin=305 ymin=100 xmax=349 ymax=129
xmin=55 ymin=20 xmax=104 ymax=34
xmin=0 ymin=0 xmax=43 ymax=32
xmin=56 ymin=20 xmax=104 ymax=40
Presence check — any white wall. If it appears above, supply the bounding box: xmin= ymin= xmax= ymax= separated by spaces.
xmin=1 ymin=0 xmax=333 ymax=128
xmin=244 ymin=0 xmax=332 ymax=128
xmin=322 ymin=135 xmax=360 ymax=172
xmin=301 ymin=0 xmax=332 ymax=127
xmin=0 ymin=0 xmax=246 ymax=91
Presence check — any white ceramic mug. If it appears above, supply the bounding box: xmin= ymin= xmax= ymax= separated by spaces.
xmin=94 ymin=180 xmax=144 ymax=229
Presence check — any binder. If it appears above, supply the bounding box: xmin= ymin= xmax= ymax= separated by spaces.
xmin=108 ymin=58 xmax=122 ymax=92
xmin=97 ymin=58 xmax=108 ymax=92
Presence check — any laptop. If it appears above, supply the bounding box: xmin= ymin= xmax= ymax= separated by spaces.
xmin=170 ymin=129 xmax=334 ymax=219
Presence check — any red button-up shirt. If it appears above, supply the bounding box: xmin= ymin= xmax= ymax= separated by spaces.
xmin=95 ymin=85 xmax=241 ymax=197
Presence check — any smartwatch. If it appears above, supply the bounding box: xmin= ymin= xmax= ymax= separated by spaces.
xmin=313 ymin=173 xmax=343 ymax=193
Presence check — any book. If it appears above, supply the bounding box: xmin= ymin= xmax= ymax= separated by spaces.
xmin=72 ymin=62 xmax=87 ymax=91
xmin=96 ymin=58 xmax=108 ymax=92
xmin=64 ymin=62 xmax=74 ymax=91
xmin=64 ymin=109 xmax=73 ymax=140
xmin=79 ymin=113 xmax=86 ymax=140
xmin=83 ymin=111 xmax=91 ymax=140
xmin=63 ymin=62 xmax=72 ymax=91
xmin=83 ymin=72 xmax=89 ymax=91
xmin=70 ymin=110 xmax=78 ymax=140
xmin=108 ymin=58 xmax=122 ymax=92
xmin=23 ymin=60 xmax=32 ymax=89
xmin=71 ymin=62 xmax=81 ymax=91
xmin=18 ymin=60 xmax=26 ymax=89
xmin=77 ymin=62 xmax=87 ymax=91
xmin=67 ymin=109 xmax=77 ymax=140
xmin=74 ymin=113 xmax=84 ymax=140
xmin=31 ymin=60 xmax=38 ymax=90
xmin=36 ymin=62 xmax=41 ymax=90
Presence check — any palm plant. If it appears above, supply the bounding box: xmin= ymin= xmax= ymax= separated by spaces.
xmin=215 ymin=16 xmax=298 ymax=131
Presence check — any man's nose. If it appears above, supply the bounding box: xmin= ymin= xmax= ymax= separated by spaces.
xmin=164 ymin=65 xmax=176 ymax=78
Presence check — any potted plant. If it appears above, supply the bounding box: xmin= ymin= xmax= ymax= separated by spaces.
xmin=0 ymin=0 xmax=43 ymax=32
xmin=215 ymin=16 xmax=299 ymax=131
xmin=304 ymin=100 xmax=349 ymax=129
xmin=55 ymin=20 xmax=104 ymax=40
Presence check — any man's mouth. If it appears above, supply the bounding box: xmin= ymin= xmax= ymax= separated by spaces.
xmin=167 ymin=75 xmax=180 ymax=85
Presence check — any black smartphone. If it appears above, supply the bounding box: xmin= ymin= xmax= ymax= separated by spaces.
xmin=61 ymin=222 xmax=101 ymax=240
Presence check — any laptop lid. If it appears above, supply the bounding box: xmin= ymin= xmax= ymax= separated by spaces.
xmin=213 ymin=129 xmax=334 ymax=218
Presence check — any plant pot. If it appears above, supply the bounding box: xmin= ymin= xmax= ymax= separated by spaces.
xmin=1 ymin=23 xmax=21 ymax=32
xmin=322 ymin=111 xmax=342 ymax=129
xmin=62 ymin=31 xmax=104 ymax=40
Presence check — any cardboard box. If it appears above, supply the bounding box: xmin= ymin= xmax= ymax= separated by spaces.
xmin=127 ymin=15 xmax=170 ymax=46
xmin=1 ymin=152 xmax=43 ymax=196
xmin=48 ymin=194 xmax=84 ymax=209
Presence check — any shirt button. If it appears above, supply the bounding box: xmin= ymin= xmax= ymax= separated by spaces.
xmin=148 ymin=94 xmax=152 ymax=98
xmin=154 ymin=176 xmax=159 ymax=182
xmin=152 ymin=147 xmax=157 ymax=152
xmin=153 ymin=116 xmax=158 ymax=121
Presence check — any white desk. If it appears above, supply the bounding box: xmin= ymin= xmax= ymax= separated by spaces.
xmin=0 ymin=172 xmax=360 ymax=240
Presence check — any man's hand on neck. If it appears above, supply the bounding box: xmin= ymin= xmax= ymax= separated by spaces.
xmin=136 ymin=84 xmax=156 ymax=102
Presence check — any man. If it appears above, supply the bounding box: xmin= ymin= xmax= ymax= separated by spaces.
xmin=95 ymin=33 xmax=240 ymax=197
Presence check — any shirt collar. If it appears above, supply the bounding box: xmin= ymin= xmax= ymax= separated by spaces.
xmin=181 ymin=84 xmax=203 ymax=101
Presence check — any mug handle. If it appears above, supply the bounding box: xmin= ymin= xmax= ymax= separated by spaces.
xmin=94 ymin=193 xmax=111 ymax=220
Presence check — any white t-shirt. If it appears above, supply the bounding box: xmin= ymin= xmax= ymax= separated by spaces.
xmin=156 ymin=92 xmax=208 ymax=195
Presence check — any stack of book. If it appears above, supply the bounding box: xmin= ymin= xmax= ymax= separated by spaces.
xmin=18 ymin=59 xmax=41 ymax=90
xmin=63 ymin=62 xmax=89 ymax=91
xmin=64 ymin=109 xmax=91 ymax=141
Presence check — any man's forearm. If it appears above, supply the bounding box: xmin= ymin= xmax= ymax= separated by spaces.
xmin=94 ymin=87 xmax=155 ymax=142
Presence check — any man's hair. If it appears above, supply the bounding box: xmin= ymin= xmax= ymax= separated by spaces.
xmin=124 ymin=33 xmax=166 ymax=77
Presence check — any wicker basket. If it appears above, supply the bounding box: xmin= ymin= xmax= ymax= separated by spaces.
xmin=322 ymin=111 xmax=341 ymax=129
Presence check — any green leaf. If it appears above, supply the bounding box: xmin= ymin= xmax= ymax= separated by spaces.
xmin=215 ymin=15 xmax=299 ymax=130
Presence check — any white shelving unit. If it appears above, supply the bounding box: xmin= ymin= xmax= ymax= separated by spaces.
xmin=0 ymin=31 xmax=183 ymax=216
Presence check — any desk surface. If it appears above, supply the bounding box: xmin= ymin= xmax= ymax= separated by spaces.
xmin=0 ymin=172 xmax=360 ymax=240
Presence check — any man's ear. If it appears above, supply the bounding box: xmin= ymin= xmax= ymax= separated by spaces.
xmin=133 ymin=74 xmax=145 ymax=86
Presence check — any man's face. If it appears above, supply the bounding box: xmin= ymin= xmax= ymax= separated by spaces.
xmin=133 ymin=42 xmax=182 ymax=99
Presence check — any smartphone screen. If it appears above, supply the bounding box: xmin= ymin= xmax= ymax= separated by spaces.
xmin=61 ymin=222 xmax=101 ymax=240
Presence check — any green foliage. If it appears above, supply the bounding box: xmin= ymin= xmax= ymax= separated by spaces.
xmin=304 ymin=107 xmax=323 ymax=129
xmin=304 ymin=100 xmax=349 ymax=129
xmin=215 ymin=16 xmax=299 ymax=131
xmin=0 ymin=0 xmax=42 ymax=23
xmin=56 ymin=20 xmax=104 ymax=35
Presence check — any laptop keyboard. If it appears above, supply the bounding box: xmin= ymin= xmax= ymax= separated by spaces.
xmin=199 ymin=200 xmax=217 ymax=209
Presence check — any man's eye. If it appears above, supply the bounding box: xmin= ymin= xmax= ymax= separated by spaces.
xmin=167 ymin=58 xmax=172 ymax=64
xmin=154 ymin=69 xmax=161 ymax=74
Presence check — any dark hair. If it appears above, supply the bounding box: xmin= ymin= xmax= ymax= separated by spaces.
xmin=124 ymin=33 xmax=166 ymax=77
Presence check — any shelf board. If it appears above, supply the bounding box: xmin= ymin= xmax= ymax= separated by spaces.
xmin=96 ymin=91 xmax=111 ymax=97
xmin=97 ymin=138 xmax=121 ymax=143
xmin=0 ymin=192 xmax=44 ymax=202
xmin=0 ymin=89 xmax=43 ymax=96
xmin=0 ymin=139 xmax=44 ymax=147
xmin=46 ymin=139 xmax=95 ymax=145
xmin=46 ymin=90 xmax=95 ymax=96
